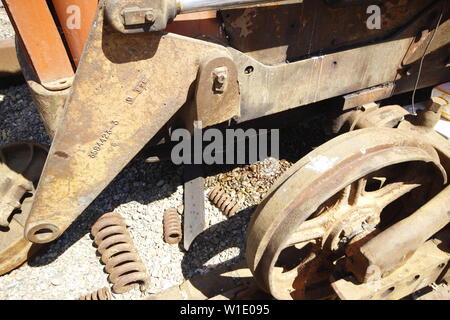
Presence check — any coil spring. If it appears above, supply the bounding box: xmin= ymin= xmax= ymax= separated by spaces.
xmin=78 ymin=287 xmax=112 ymax=300
xmin=91 ymin=212 xmax=149 ymax=294
xmin=208 ymin=187 xmax=240 ymax=217
xmin=163 ymin=208 xmax=182 ymax=244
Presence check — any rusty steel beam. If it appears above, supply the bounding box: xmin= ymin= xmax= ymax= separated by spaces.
xmin=51 ymin=0 xmax=99 ymax=67
xmin=2 ymin=0 xmax=74 ymax=90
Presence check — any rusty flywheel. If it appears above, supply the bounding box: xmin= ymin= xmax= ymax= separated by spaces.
xmin=0 ymin=142 xmax=48 ymax=276
xmin=246 ymin=127 xmax=447 ymax=300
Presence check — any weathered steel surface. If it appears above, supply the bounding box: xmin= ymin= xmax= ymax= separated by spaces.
xmin=349 ymin=184 xmax=450 ymax=282
xmin=2 ymin=0 xmax=74 ymax=90
xmin=342 ymin=84 xmax=395 ymax=111
xmin=183 ymin=164 xmax=205 ymax=250
xmin=51 ymin=0 xmax=99 ymax=66
xmin=166 ymin=11 xmax=225 ymax=42
xmin=0 ymin=38 xmax=20 ymax=77
xmin=0 ymin=143 xmax=47 ymax=276
xmin=333 ymin=104 xmax=409 ymax=133
xmin=15 ymin=37 xmax=70 ymax=140
xmin=227 ymin=0 xmax=449 ymax=122
xmin=221 ymin=0 xmax=436 ymax=65
xmin=105 ymin=0 xmax=177 ymax=33
xmin=346 ymin=100 xmax=450 ymax=281
xmin=246 ymin=127 xmax=446 ymax=299
xmin=195 ymin=56 xmax=240 ymax=128
xmin=229 ymin=39 xmax=407 ymax=122
xmin=332 ymin=238 xmax=450 ymax=300
xmin=24 ymin=81 xmax=69 ymax=140
xmin=24 ymin=1 xmax=234 ymax=244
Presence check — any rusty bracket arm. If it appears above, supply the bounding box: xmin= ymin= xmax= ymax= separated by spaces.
xmin=24 ymin=0 xmax=238 ymax=243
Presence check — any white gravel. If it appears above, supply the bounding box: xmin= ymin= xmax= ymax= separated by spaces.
xmin=0 ymin=5 xmax=14 ymax=40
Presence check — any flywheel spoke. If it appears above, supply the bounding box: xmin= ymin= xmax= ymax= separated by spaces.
xmin=369 ymin=181 xmax=421 ymax=209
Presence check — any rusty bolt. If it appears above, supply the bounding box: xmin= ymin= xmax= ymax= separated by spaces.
xmin=212 ymin=67 xmax=228 ymax=94
xmin=145 ymin=9 xmax=155 ymax=23
xmin=121 ymin=6 xmax=156 ymax=26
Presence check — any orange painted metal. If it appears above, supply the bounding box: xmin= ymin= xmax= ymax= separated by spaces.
xmin=2 ymin=0 xmax=74 ymax=90
xmin=167 ymin=11 xmax=224 ymax=41
xmin=51 ymin=0 xmax=98 ymax=66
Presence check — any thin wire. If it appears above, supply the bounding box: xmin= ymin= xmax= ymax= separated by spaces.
xmin=411 ymin=1 xmax=447 ymax=115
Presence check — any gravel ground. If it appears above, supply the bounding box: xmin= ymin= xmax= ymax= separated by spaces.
xmin=0 ymin=11 xmax=333 ymax=300
xmin=0 ymin=5 xmax=14 ymax=40
xmin=0 ymin=81 xmax=331 ymax=300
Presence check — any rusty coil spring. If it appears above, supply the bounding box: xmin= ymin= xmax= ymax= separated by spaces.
xmin=91 ymin=212 xmax=149 ymax=294
xmin=208 ymin=187 xmax=240 ymax=217
xmin=78 ymin=287 xmax=112 ymax=300
xmin=163 ymin=208 xmax=182 ymax=244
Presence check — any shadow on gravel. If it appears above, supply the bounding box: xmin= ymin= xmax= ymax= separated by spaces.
xmin=25 ymin=108 xmax=335 ymax=267
xmin=180 ymin=205 xmax=256 ymax=280
xmin=28 ymin=159 xmax=183 ymax=267
xmin=4 ymin=83 xmax=336 ymax=269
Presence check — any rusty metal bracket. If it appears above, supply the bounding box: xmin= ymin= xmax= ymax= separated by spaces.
xmin=195 ymin=56 xmax=240 ymax=128
xmin=105 ymin=0 xmax=177 ymax=33
xmin=333 ymin=237 xmax=450 ymax=300
xmin=24 ymin=0 xmax=234 ymax=244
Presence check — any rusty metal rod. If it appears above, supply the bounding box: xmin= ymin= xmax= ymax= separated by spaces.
xmin=177 ymin=0 xmax=300 ymax=13
xmin=51 ymin=0 xmax=98 ymax=67
xmin=2 ymin=0 xmax=74 ymax=90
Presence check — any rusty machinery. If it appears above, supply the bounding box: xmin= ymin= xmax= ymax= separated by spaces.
xmin=91 ymin=212 xmax=150 ymax=294
xmin=0 ymin=0 xmax=450 ymax=300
